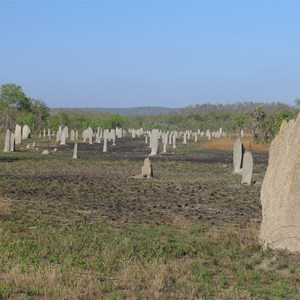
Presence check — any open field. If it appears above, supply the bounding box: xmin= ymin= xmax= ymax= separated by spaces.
xmin=0 ymin=136 xmax=300 ymax=299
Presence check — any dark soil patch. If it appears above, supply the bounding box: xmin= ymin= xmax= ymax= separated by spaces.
xmin=0 ymin=137 xmax=267 ymax=228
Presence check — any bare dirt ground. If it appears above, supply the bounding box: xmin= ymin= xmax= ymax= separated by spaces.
xmin=0 ymin=137 xmax=267 ymax=229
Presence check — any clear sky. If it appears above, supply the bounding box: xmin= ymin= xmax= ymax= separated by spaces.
xmin=0 ymin=0 xmax=299 ymax=108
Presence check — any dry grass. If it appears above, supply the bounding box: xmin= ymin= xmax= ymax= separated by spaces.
xmin=1 ymin=204 xmax=299 ymax=299
xmin=1 ymin=135 xmax=300 ymax=299
xmin=163 ymin=214 xmax=195 ymax=229
xmin=201 ymin=137 xmax=270 ymax=152
xmin=0 ymin=197 xmax=12 ymax=218
xmin=119 ymin=260 xmax=196 ymax=299
xmin=0 ymin=265 xmax=105 ymax=299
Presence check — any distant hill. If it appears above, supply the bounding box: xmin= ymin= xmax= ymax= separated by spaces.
xmin=50 ymin=106 xmax=179 ymax=117
xmin=50 ymin=102 xmax=295 ymax=119
xmin=173 ymin=102 xmax=294 ymax=115
xmin=85 ymin=106 xmax=179 ymax=116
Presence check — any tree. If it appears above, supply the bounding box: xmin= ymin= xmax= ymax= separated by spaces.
xmin=0 ymin=83 xmax=32 ymax=129
xmin=31 ymin=99 xmax=49 ymax=133
xmin=69 ymin=114 xmax=90 ymax=130
xmin=47 ymin=115 xmax=60 ymax=132
xmin=273 ymin=111 xmax=295 ymax=136
xmin=101 ymin=114 xmax=124 ymax=129
xmin=233 ymin=114 xmax=248 ymax=130
xmin=15 ymin=112 xmax=35 ymax=129
xmin=249 ymin=106 xmax=273 ymax=143
xmin=57 ymin=112 xmax=70 ymax=127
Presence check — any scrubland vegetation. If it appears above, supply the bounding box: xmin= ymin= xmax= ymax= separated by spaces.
xmin=1 ymin=83 xmax=300 ymax=299
xmin=1 ymin=83 xmax=299 ymax=143
xmin=1 ymin=134 xmax=300 ymax=299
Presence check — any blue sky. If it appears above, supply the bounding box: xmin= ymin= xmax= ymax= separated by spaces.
xmin=0 ymin=0 xmax=299 ymax=108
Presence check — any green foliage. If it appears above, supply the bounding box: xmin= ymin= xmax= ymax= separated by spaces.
xmin=273 ymin=111 xmax=295 ymax=136
xmin=233 ymin=114 xmax=248 ymax=130
xmin=47 ymin=115 xmax=60 ymax=131
xmin=249 ymin=106 xmax=297 ymax=142
xmin=69 ymin=114 xmax=90 ymax=130
xmin=31 ymin=99 xmax=49 ymax=132
xmin=15 ymin=112 xmax=36 ymax=129
xmin=0 ymin=83 xmax=31 ymax=112
xmin=101 ymin=114 xmax=124 ymax=129
xmin=57 ymin=112 xmax=70 ymax=127
xmin=0 ymin=285 xmax=9 ymax=299
xmin=0 ymin=83 xmax=31 ymax=129
xmin=0 ymin=83 xmax=49 ymax=132
xmin=178 ymin=116 xmax=198 ymax=130
xmin=249 ymin=106 xmax=274 ymax=143
xmin=0 ymin=83 xmax=298 ymax=141
xmin=90 ymin=118 xmax=103 ymax=131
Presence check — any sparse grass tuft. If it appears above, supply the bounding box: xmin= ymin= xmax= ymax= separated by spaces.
xmin=0 ymin=135 xmax=298 ymax=299
xmin=1 ymin=219 xmax=299 ymax=299
xmin=0 ymin=197 xmax=12 ymax=219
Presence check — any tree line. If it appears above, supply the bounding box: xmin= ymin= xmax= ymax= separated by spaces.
xmin=0 ymin=83 xmax=48 ymax=133
xmin=0 ymin=83 xmax=298 ymax=143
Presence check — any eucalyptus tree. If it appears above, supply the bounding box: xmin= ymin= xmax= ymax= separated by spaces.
xmin=0 ymin=83 xmax=31 ymax=129
xmin=0 ymin=83 xmax=49 ymax=132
